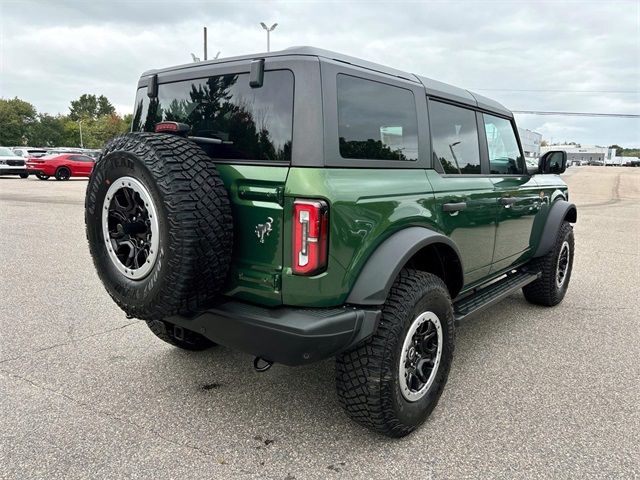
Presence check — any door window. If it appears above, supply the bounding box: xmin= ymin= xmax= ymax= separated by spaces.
xmin=429 ymin=101 xmax=481 ymax=174
xmin=483 ymin=114 xmax=524 ymax=174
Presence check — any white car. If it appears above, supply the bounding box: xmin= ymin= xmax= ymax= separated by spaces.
xmin=12 ymin=147 xmax=48 ymax=159
xmin=0 ymin=146 xmax=28 ymax=178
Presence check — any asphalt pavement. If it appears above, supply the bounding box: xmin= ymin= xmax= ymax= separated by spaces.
xmin=0 ymin=167 xmax=638 ymax=479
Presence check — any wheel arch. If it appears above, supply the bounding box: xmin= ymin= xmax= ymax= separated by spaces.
xmin=533 ymin=200 xmax=577 ymax=258
xmin=346 ymin=227 xmax=464 ymax=305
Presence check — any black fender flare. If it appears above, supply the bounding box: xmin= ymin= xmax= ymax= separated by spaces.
xmin=533 ymin=200 xmax=577 ymax=257
xmin=346 ymin=227 xmax=463 ymax=306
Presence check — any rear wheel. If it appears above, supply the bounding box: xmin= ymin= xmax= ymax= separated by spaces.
xmin=146 ymin=320 xmax=216 ymax=351
xmin=36 ymin=173 xmax=49 ymax=180
xmin=85 ymin=133 xmax=233 ymax=321
xmin=19 ymin=173 xmax=29 ymax=179
xmin=523 ymin=221 xmax=574 ymax=306
xmin=55 ymin=167 xmax=71 ymax=181
xmin=336 ymin=269 xmax=455 ymax=437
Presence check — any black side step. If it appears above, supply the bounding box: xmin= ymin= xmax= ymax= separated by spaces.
xmin=454 ymin=270 xmax=540 ymax=322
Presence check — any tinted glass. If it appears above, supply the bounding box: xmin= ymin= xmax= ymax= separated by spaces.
xmin=429 ymin=101 xmax=480 ymax=174
xmin=70 ymin=155 xmax=94 ymax=162
xmin=0 ymin=147 xmax=17 ymax=156
xmin=483 ymin=114 xmax=523 ymax=174
xmin=337 ymin=75 xmax=418 ymax=161
xmin=133 ymin=70 xmax=294 ymax=162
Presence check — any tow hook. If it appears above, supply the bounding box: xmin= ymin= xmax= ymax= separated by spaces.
xmin=253 ymin=356 xmax=273 ymax=372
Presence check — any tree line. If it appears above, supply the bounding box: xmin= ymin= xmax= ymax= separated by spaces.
xmin=0 ymin=94 xmax=131 ymax=149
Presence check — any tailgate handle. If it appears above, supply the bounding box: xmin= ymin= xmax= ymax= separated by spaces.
xmin=442 ymin=202 xmax=467 ymax=213
xmin=238 ymin=185 xmax=283 ymax=204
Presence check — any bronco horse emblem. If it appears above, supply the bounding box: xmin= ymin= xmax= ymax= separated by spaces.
xmin=255 ymin=217 xmax=274 ymax=244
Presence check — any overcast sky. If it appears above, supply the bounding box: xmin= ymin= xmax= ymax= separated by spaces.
xmin=1 ymin=0 xmax=638 ymax=147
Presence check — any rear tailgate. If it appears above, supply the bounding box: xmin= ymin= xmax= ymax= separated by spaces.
xmin=217 ymin=164 xmax=288 ymax=305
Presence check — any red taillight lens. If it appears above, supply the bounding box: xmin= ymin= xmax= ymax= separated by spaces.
xmin=292 ymin=199 xmax=329 ymax=276
xmin=155 ymin=121 xmax=190 ymax=134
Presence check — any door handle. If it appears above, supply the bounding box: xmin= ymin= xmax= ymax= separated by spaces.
xmin=442 ymin=202 xmax=467 ymax=213
xmin=499 ymin=197 xmax=517 ymax=207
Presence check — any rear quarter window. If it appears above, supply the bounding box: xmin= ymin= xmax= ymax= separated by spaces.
xmin=337 ymin=74 xmax=418 ymax=162
xmin=132 ymin=70 xmax=294 ymax=162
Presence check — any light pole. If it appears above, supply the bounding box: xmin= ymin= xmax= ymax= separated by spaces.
xmin=260 ymin=22 xmax=278 ymax=52
xmin=78 ymin=120 xmax=84 ymax=149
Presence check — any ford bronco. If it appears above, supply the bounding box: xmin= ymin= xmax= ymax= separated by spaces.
xmin=85 ymin=47 xmax=576 ymax=437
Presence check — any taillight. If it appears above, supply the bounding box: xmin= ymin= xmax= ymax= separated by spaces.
xmin=292 ymin=199 xmax=329 ymax=276
xmin=154 ymin=121 xmax=190 ymax=135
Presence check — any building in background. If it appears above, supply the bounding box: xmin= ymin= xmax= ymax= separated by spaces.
xmin=540 ymin=144 xmax=617 ymax=166
xmin=518 ymin=128 xmax=542 ymax=160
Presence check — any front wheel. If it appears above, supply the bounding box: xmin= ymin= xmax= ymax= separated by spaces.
xmin=19 ymin=173 xmax=29 ymax=179
xmin=36 ymin=173 xmax=50 ymax=180
xmin=336 ymin=269 xmax=455 ymax=437
xmin=523 ymin=221 xmax=574 ymax=306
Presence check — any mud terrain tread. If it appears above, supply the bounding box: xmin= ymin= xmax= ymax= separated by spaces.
xmin=86 ymin=133 xmax=233 ymax=320
xmin=523 ymin=221 xmax=574 ymax=306
xmin=336 ymin=269 xmax=454 ymax=437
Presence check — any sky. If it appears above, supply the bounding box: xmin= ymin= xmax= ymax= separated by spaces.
xmin=1 ymin=0 xmax=638 ymax=147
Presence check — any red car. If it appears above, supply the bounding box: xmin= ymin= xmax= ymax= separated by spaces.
xmin=27 ymin=153 xmax=96 ymax=180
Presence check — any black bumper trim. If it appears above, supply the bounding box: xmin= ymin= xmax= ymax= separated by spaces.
xmin=0 ymin=168 xmax=28 ymax=175
xmin=167 ymin=302 xmax=381 ymax=366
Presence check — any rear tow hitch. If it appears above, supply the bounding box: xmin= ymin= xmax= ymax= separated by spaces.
xmin=253 ymin=356 xmax=273 ymax=372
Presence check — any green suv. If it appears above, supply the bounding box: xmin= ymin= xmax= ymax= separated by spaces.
xmin=85 ymin=47 xmax=576 ymax=437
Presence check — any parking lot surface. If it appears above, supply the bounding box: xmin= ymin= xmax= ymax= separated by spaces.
xmin=1 ymin=167 xmax=638 ymax=479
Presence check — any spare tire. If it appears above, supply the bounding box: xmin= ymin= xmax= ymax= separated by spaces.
xmin=85 ymin=133 xmax=233 ymax=321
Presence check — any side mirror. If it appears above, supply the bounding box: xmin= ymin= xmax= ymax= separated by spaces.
xmin=537 ymin=150 xmax=567 ymax=175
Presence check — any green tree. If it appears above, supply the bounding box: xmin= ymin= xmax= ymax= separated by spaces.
xmin=69 ymin=94 xmax=98 ymax=120
xmin=27 ymin=113 xmax=66 ymax=147
xmin=97 ymin=95 xmax=115 ymax=117
xmin=0 ymin=98 xmax=37 ymax=146
xmin=69 ymin=94 xmax=116 ymax=120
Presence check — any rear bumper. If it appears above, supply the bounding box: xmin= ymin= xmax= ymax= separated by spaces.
xmin=168 ymin=301 xmax=381 ymax=366
xmin=0 ymin=166 xmax=27 ymax=175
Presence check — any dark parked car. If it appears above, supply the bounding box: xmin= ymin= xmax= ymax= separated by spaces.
xmin=85 ymin=47 xmax=576 ymax=437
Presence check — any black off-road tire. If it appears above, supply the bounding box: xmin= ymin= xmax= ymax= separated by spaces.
xmin=523 ymin=221 xmax=574 ymax=306
xmin=19 ymin=173 xmax=29 ymax=179
xmin=85 ymin=133 xmax=233 ymax=321
xmin=36 ymin=173 xmax=49 ymax=180
xmin=55 ymin=167 xmax=71 ymax=181
xmin=336 ymin=269 xmax=455 ymax=437
xmin=146 ymin=320 xmax=216 ymax=351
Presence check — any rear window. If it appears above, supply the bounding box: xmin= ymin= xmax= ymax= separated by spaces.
xmin=337 ymin=75 xmax=418 ymax=161
xmin=132 ymin=70 xmax=294 ymax=162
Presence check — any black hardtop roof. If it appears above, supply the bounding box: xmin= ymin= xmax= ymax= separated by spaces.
xmin=141 ymin=46 xmax=512 ymax=117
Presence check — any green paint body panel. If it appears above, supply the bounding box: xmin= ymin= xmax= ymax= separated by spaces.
xmin=215 ymin=162 xmax=568 ymax=308
xmin=282 ymin=168 xmax=440 ymax=307
xmin=216 ymin=164 xmax=288 ymax=306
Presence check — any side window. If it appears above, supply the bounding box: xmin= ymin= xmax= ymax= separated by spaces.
xmin=337 ymin=74 xmax=418 ymax=161
xmin=429 ymin=100 xmax=481 ymax=174
xmin=483 ymin=114 xmax=524 ymax=174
